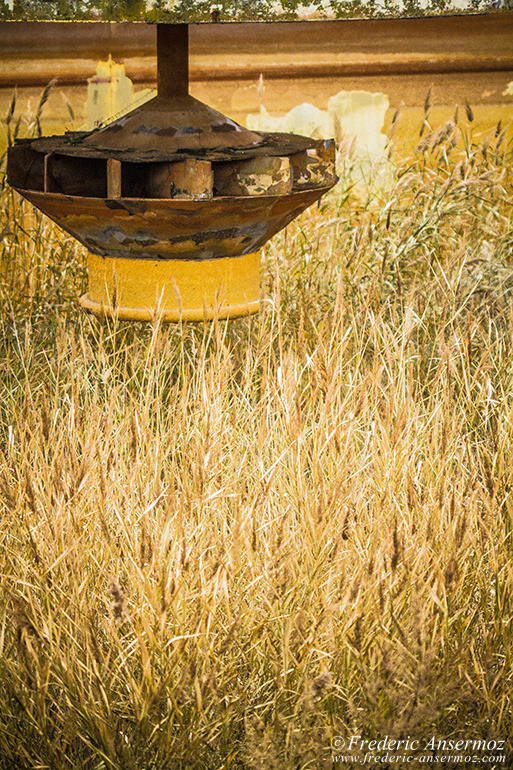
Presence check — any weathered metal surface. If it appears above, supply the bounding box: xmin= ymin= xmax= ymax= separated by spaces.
xmin=6 ymin=22 xmax=338 ymax=322
xmin=17 ymin=186 xmax=330 ymax=261
xmin=80 ymin=94 xmax=263 ymax=153
xmin=157 ymin=23 xmax=189 ymax=98
xmin=44 ymin=154 xmax=108 ymax=197
xmin=27 ymin=129 xmax=317 ymax=164
xmin=214 ymin=156 xmax=292 ymax=197
xmin=107 ymin=158 xmax=122 ymax=198
xmin=7 ymin=141 xmax=45 ymax=192
xmin=21 ymin=25 xmax=319 ymax=167
xmin=145 ymin=158 xmax=213 ymax=199
xmin=2 ymin=16 xmax=512 ymax=89
xmin=290 ymin=139 xmax=337 ymax=191
xmin=7 ymin=20 xmax=337 ymax=263
xmin=81 ymin=251 xmax=261 ymax=321
xmin=8 ymin=134 xmax=328 ymax=195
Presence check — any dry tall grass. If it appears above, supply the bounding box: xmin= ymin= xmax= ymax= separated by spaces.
xmin=0 ymin=107 xmax=512 ymax=768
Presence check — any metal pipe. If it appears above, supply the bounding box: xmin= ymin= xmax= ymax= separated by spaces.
xmin=157 ymin=23 xmax=189 ymax=97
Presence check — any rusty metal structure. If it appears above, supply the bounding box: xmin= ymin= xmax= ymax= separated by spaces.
xmin=7 ymin=23 xmax=337 ymax=320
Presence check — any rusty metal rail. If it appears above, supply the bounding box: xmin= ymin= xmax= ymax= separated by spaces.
xmin=0 ymin=13 xmax=512 ymax=88
xmin=4 ymin=55 xmax=513 ymax=89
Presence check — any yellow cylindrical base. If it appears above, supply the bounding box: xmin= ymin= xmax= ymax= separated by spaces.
xmin=80 ymin=252 xmax=260 ymax=321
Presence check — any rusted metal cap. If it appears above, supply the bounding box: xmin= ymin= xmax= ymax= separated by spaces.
xmin=27 ymin=96 xmax=319 ymax=163
xmin=22 ymin=24 xmax=318 ymax=165
xmin=5 ymin=21 xmax=339 ymax=320
xmin=8 ymin=24 xmax=336 ymax=188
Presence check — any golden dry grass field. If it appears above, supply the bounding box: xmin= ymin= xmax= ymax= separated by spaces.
xmin=0 ymin=83 xmax=513 ymax=768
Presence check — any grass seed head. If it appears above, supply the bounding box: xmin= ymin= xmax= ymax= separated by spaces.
xmin=108 ymin=578 xmax=126 ymax=620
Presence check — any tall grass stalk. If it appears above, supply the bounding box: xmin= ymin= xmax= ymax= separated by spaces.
xmin=0 ymin=112 xmax=512 ymax=768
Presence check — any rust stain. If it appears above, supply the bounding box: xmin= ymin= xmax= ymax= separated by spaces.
xmin=27 ymin=128 xmax=316 ymax=164
xmin=19 ymin=186 xmax=331 ymax=261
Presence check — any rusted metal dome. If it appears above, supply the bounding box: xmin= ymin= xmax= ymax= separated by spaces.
xmin=7 ymin=24 xmax=337 ymax=320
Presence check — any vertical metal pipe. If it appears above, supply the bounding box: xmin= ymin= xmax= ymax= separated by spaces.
xmin=157 ymin=23 xmax=189 ymax=97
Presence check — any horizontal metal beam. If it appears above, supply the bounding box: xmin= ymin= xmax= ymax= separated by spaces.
xmin=0 ymin=13 xmax=511 ymax=60
xmin=1 ymin=54 xmax=512 ymax=89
